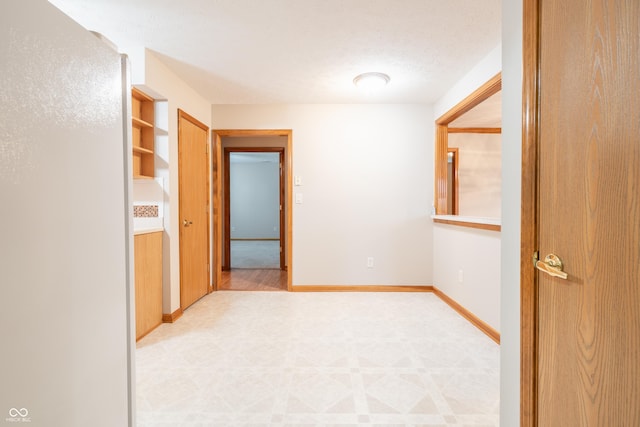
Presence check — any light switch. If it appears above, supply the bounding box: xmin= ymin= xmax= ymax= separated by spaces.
xmin=294 ymin=175 xmax=303 ymax=186
xmin=295 ymin=193 xmax=303 ymax=204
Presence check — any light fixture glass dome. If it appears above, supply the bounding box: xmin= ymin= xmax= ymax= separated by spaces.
xmin=353 ymin=72 xmax=391 ymax=89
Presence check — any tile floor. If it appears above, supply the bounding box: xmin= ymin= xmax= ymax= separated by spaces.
xmin=136 ymin=292 xmax=499 ymax=427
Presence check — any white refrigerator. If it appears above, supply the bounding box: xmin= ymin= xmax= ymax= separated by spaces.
xmin=0 ymin=1 xmax=134 ymax=426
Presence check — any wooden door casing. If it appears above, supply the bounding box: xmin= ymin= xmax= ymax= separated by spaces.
xmin=178 ymin=110 xmax=210 ymax=310
xmin=522 ymin=0 xmax=640 ymax=425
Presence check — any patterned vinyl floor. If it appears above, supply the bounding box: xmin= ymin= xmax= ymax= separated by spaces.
xmin=136 ymin=292 xmax=499 ymax=427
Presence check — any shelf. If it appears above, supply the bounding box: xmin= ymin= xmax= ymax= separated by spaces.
xmin=131 ymin=88 xmax=155 ymax=178
xmin=133 ymin=146 xmax=154 ymax=155
xmin=132 ymin=116 xmax=154 ymax=128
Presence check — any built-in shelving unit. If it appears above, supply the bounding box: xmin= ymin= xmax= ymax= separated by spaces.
xmin=131 ymin=88 xmax=155 ymax=179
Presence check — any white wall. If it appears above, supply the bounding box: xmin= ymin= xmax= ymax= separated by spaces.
xmin=230 ymin=158 xmax=280 ymax=239
xmin=501 ymin=0 xmax=523 ymax=424
xmin=434 ymin=44 xmax=502 ymax=118
xmin=212 ymin=104 xmax=434 ymax=286
xmin=128 ymin=49 xmax=212 ymax=314
xmin=433 ymin=224 xmax=501 ymax=329
xmin=449 ymin=133 xmax=502 ymax=218
xmin=432 ymin=45 xmax=502 ymax=332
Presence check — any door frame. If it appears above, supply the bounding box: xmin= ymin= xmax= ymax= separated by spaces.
xmin=211 ymin=129 xmax=293 ymax=291
xmin=520 ymin=0 xmax=540 ymax=424
xmin=177 ymin=109 xmax=212 ymax=310
xmin=434 ymin=73 xmax=501 ymax=215
xmin=223 ymin=147 xmax=286 ymax=271
xmin=446 ymin=147 xmax=459 ymax=215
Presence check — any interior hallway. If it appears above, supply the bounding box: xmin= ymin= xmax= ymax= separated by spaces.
xmin=219 ymin=269 xmax=288 ymax=291
xmin=231 ymin=240 xmax=280 ymax=269
xmin=221 ymin=240 xmax=288 ymax=291
xmin=136 ymin=291 xmax=499 ymax=426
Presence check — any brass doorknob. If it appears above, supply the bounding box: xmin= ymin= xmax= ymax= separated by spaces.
xmin=535 ymin=253 xmax=568 ymax=279
xmin=183 ymin=219 xmax=193 ymax=227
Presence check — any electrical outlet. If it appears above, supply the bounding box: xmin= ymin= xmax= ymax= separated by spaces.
xmin=458 ymin=269 xmax=464 ymax=283
xmin=367 ymin=257 xmax=374 ymax=268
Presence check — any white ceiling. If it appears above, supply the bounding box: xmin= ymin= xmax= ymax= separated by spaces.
xmin=49 ymin=0 xmax=501 ymax=105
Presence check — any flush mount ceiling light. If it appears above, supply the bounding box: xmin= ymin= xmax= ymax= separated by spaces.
xmin=353 ymin=72 xmax=391 ymax=89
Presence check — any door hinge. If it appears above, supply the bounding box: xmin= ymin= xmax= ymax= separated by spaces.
xmin=206 ymin=143 xmax=209 ymax=154
xmin=532 ymin=251 xmax=539 ymax=267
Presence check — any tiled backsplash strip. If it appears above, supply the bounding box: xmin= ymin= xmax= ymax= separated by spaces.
xmin=134 ymin=205 xmax=159 ymax=218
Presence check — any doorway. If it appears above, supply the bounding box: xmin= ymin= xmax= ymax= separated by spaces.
xmin=224 ymin=148 xmax=285 ymax=271
xmin=211 ymin=130 xmax=293 ymax=291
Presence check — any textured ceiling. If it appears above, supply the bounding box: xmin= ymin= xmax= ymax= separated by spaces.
xmin=49 ymin=0 xmax=501 ymax=104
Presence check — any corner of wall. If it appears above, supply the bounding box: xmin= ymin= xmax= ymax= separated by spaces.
xmin=433 ymin=43 xmax=502 ymax=119
xmin=430 ymin=43 xmax=504 ymax=334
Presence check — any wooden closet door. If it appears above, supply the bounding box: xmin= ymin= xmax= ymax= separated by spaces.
xmin=533 ymin=0 xmax=640 ymax=424
xmin=178 ymin=110 xmax=210 ymax=310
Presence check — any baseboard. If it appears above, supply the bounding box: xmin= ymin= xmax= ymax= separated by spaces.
xmin=162 ymin=307 xmax=183 ymax=323
xmin=291 ymin=284 xmax=499 ymax=343
xmin=432 ymin=286 xmax=500 ymax=344
xmin=230 ymin=238 xmax=279 ymax=241
xmin=292 ymin=285 xmax=434 ymax=292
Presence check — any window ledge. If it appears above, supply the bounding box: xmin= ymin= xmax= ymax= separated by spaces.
xmin=431 ymin=215 xmax=501 ymax=232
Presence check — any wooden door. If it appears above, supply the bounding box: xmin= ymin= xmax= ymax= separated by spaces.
xmin=524 ymin=0 xmax=640 ymax=424
xmin=178 ymin=110 xmax=210 ymax=310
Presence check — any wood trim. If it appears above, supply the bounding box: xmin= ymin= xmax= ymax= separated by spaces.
xmin=223 ymin=148 xmax=231 ymax=271
xmin=132 ymin=87 xmax=154 ymax=102
xmin=178 ymin=109 xmax=208 ymax=131
xmin=433 ymin=217 xmax=501 ymax=232
xmin=436 ymin=73 xmax=502 ymax=125
xmin=292 ymin=285 xmax=434 ymax=293
xmin=212 ymin=130 xmax=293 ymax=292
xmin=448 ymin=127 xmax=502 ymax=134
xmin=279 ymin=150 xmax=285 ymax=271
xmin=521 ymin=0 xmax=540 ymax=425
xmin=435 ymin=73 xmax=502 ymax=215
xmin=162 ymin=307 xmax=183 ymax=323
xmin=447 ymin=147 xmax=459 ymax=215
xmin=212 ymin=133 xmax=223 ymax=291
xmin=213 ymin=129 xmax=290 ymax=137
xmin=432 ymin=286 xmax=500 ymax=344
xmin=435 ymin=125 xmax=449 ymax=214
xmin=285 ymin=132 xmax=293 ymax=291
xmin=291 ymin=285 xmax=500 ymax=344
